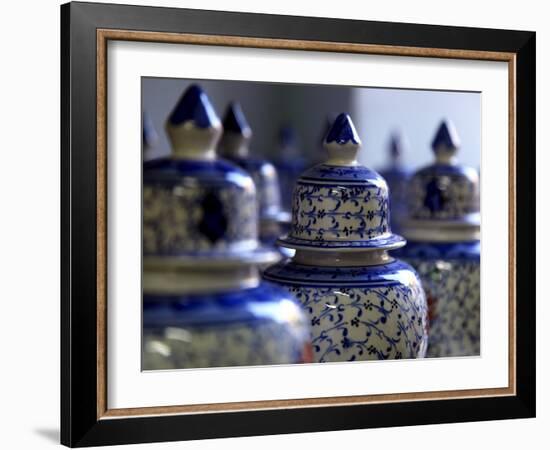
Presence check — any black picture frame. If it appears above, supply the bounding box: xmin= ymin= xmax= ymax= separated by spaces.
xmin=61 ymin=1 xmax=535 ymax=447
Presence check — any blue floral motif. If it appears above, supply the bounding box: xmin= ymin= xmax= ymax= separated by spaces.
xmin=282 ymin=181 xmax=403 ymax=249
xmin=300 ymin=164 xmax=385 ymax=184
xmin=396 ymin=241 xmax=480 ymax=357
xmin=143 ymin=158 xmax=257 ymax=256
xmin=408 ymin=164 xmax=479 ymax=221
xmin=264 ymin=259 xmax=428 ymax=362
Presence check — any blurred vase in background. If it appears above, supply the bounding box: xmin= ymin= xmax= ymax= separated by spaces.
xmin=378 ymin=131 xmax=412 ymax=234
xmin=396 ymin=119 xmax=480 ymax=357
xmin=142 ymin=111 xmax=158 ymax=160
xmin=218 ymin=103 xmax=290 ymax=251
xmin=264 ymin=113 xmax=428 ymax=362
xmin=142 ymin=85 xmax=311 ymax=369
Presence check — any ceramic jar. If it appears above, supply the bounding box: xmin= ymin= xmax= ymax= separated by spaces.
xmin=218 ymin=103 xmax=289 ymax=246
xmin=264 ymin=113 xmax=428 ymax=362
xmin=397 ymin=120 xmax=480 ymax=357
xmin=143 ymin=85 xmax=311 ymax=369
xmin=378 ymin=132 xmax=411 ymax=234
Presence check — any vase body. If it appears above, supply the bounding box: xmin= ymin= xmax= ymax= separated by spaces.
xmin=142 ymin=85 xmax=310 ymax=370
xmin=264 ymin=258 xmax=427 ymax=362
xmin=264 ymin=113 xmax=428 ymax=363
xmin=396 ymin=241 xmax=480 ymax=357
xmin=399 ymin=120 xmax=481 ymax=357
xmin=143 ymin=281 xmax=311 ymax=369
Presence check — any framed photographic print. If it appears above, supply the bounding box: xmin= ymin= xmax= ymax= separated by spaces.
xmin=60 ymin=1 xmax=536 ymax=447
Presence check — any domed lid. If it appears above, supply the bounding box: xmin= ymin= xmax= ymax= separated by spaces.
xmin=143 ymin=85 xmax=278 ymax=266
xmin=403 ymin=119 xmax=480 ymax=242
xmin=278 ymin=113 xmax=405 ymax=252
xmin=219 ymin=103 xmax=288 ymax=226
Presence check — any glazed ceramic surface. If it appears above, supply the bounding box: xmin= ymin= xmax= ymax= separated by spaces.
xmin=143 ymin=158 xmax=258 ymax=258
xmin=143 ymin=281 xmax=311 ymax=369
xmin=265 ymin=113 xmax=428 ymax=363
xmin=396 ymin=241 xmax=480 ymax=357
xmin=399 ymin=120 xmax=480 ymax=357
xmin=264 ymin=258 xmax=427 ymax=361
xmin=142 ymin=85 xmax=308 ymax=369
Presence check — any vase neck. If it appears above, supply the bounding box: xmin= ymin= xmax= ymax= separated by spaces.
xmin=143 ymin=262 xmax=260 ymax=295
xmin=293 ymin=249 xmax=392 ymax=267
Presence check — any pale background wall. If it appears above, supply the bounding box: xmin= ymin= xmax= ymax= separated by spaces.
xmin=143 ymin=78 xmax=480 ymax=171
xmin=0 ymin=0 xmax=546 ymax=449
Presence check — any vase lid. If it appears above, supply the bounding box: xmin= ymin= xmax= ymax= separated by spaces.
xmin=219 ymin=102 xmax=287 ymax=225
xmin=278 ymin=113 xmax=405 ymax=252
xmin=402 ymin=119 xmax=480 ymax=242
xmin=143 ymin=85 xmax=279 ymax=266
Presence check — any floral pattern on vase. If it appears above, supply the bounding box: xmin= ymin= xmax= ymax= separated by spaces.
xmin=399 ymin=120 xmax=481 ymax=357
xmin=396 ymin=241 xmax=480 ymax=357
xmin=143 ymin=159 xmax=258 ymax=257
xmin=142 ymin=84 xmax=309 ymax=370
xmin=265 ymin=112 xmax=428 ymax=363
xmin=264 ymin=260 xmax=427 ymax=361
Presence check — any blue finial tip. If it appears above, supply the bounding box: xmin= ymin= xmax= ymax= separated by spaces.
xmin=222 ymin=102 xmax=251 ymax=136
xmin=168 ymin=84 xmax=219 ymax=128
xmin=431 ymin=119 xmax=460 ymax=152
xmin=325 ymin=113 xmax=360 ymax=146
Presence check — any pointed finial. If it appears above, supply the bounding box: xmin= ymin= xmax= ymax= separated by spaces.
xmin=325 ymin=113 xmax=361 ymax=145
xmin=431 ymin=120 xmax=460 ymax=163
xmin=222 ymin=102 xmax=252 ymax=138
xmin=165 ymin=85 xmax=222 ymax=160
xmin=323 ymin=113 xmax=361 ymax=166
xmin=218 ymin=102 xmax=252 ymax=158
xmin=168 ymin=84 xmax=220 ymax=128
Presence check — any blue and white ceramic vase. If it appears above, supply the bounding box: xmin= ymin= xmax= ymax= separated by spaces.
xmin=218 ymin=103 xmax=290 ymax=247
xmin=379 ymin=132 xmax=411 ymax=234
xmin=397 ymin=120 xmax=480 ymax=357
xmin=143 ymin=85 xmax=311 ymax=369
xmin=264 ymin=113 xmax=428 ymax=362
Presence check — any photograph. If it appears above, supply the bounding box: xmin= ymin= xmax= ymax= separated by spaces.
xmin=58 ymin=2 xmax=536 ymax=446
xmin=141 ymin=78 xmax=481 ymax=369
